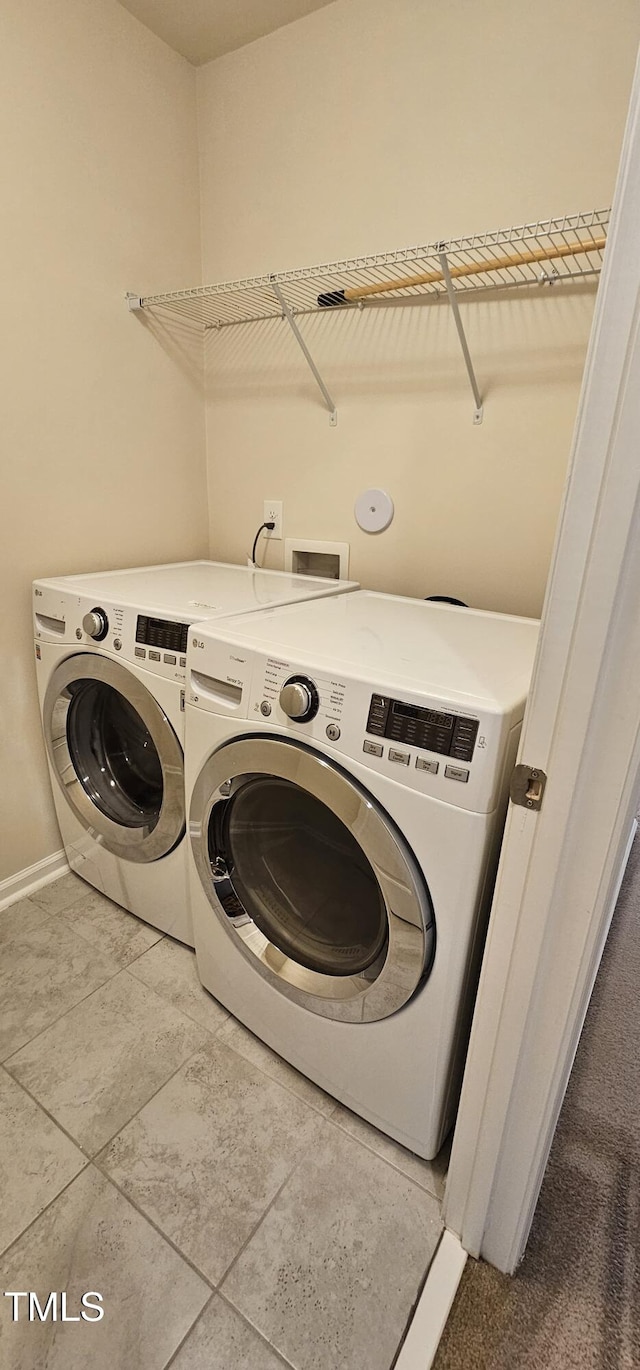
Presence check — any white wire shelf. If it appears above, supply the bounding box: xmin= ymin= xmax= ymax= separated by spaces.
xmin=127 ymin=209 xmax=609 ymax=425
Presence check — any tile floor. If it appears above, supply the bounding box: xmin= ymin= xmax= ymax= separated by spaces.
xmin=0 ymin=873 xmax=445 ymax=1370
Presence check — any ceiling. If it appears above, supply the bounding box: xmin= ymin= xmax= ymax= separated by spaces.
xmin=118 ymin=0 xmax=338 ymax=66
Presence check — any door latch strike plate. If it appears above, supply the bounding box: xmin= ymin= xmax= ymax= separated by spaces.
xmin=510 ymin=764 xmax=547 ymax=811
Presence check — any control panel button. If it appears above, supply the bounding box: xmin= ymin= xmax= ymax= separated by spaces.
xmin=389 ymin=748 xmax=410 ymax=766
xmin=366 ymin=694 xmax=390 ymax=737
xmin=363 ymin=740 xmax=383 ymax=757
xmin=326 ymin=723 xmax=341 ymax=741
xmin=113 ymin=639 xmax=122 ymax=652
xmin=260 ymin=700 xmax=272 ymax=716
xmin=445 ymin=765 xmax=469 ymax=783
xmin=179 ymin=656 xmax=187 ymax=668
xmin=134 ymin=647 xmax=146 ymax=659
xmin=450 ymin=717 xmax=480 ymax=762
xmin=163 ymin=653 xmax=177 ymax=665
xmin=149 ymin=650 xmax=161 ymax=662
xmin=416 ymin=758 xmax=439 ymax=774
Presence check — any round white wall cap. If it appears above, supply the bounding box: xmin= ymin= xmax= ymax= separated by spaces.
xmin=354 ymin=488 xmax=394 ymax=533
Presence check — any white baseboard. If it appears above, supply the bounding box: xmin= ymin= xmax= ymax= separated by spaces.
xmin=395 ymin=1229 xmax=467 ymax=1370
xmin=0 ymin=849 xmax=69 ymax=912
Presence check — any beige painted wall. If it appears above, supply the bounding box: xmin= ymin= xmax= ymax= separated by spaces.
xmin=197 ymin=0 xmax=639 ymax=613
xmin=1 ymin=0 xmax=207 ymax=882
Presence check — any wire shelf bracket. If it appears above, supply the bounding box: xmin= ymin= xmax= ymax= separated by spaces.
xmin=438 ymin=249 xmax=484 ymax=424
xmin=270 ymin=278 xmax=337 ymax=426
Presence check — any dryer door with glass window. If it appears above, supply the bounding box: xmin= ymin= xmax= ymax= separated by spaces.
xmin=189 ymin=735 xmax=435 ymax=1022
xmin=43 ymin=655 xmax=184 ymax=862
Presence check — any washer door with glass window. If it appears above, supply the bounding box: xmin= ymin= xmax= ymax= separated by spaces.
xmin=43 ymin=655 xmax=185 ymax=863
xmin=189 ymin=735 xmax=435 ymax=1023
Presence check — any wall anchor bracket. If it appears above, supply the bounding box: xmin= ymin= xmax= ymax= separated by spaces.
xmin=270 ymin=279 xmax=337 ymax=425
xmin=510 ymin=764 xmax=547 ymax=811
xmin=438 ymin=251 xmax=484 ymax=424
xmin=126 ymin=293 xmax=143 ymax=312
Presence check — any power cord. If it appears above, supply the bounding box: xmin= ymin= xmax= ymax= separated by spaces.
xmin=251 ymin=520 xmax=276 ymax=567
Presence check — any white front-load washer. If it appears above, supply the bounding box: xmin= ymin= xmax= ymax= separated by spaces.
xmin=185 ymin=591 xmax=539 ymax=1157
xmin=33 ymin=560 xmax=357 ymax=945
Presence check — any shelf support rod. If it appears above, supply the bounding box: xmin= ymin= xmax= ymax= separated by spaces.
xmin=270 ymin=279 xmax=337 ymax=426
xmin=438 ymin=251 xmax=484 ymax=424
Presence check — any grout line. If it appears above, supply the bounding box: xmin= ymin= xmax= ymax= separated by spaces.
xmin=0 ymin=1064 xmax=94 ymax=1165
xmin=0 ymin=1158 xmax=92 ymax=1264
xmin=90 ymin=1155 xmax=217 ymax=1291
xmin=211 ymin=1019 xmax=446 ymax=1202
xmin=161 ymin=1290 xmax=218 ymax=1370
xmin=2 ymin=950 xmax=206 ymax=1078
xmin=126 ymin=946 xmax=232 ymax=1037
xmin=320 ymin=1109 xmax=447 ymax=1204
xmin=89 ymin=1040 xmax=207 ymax=1158
xmin=92 ymin=1058 xmax=332 ymax=1296
xmin=217 ymin=1110 xmax=345 ymax=1294
xmin=1 ymin=960 xmax=128 ymax=1069
xmin=31 ymin=883 xmax=167 ymax=964
xmin=212 ymin=1016 xmax=339 ymax=1120
xmin=217 ymin=1165 xmax=301 ymax=1290
xmin=27 ymin=875 xmax=179 ymax=965
xmin=1 ymin=877 xmax=166 ymax=1067
xmin=217 ymin=1288 xmax=298 ymax=1369
xmin=161 ymin=1287 xmax=297 ymax=1370
xmin=207 ymin=1020 xmax=445 ymax=1199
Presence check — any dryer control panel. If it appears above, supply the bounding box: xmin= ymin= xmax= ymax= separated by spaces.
xmin=185 ymin=633 xmax=522 ymax=815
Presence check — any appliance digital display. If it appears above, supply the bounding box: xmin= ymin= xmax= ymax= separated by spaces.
xmin=366 ymin=694 xmax=479 ymax=762
xmin=135 ymin=616 xmax=189 ymax=654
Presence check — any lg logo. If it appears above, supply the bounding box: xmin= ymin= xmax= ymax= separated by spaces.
xmin=3 ymin=1292 xmax=104 ymax=1322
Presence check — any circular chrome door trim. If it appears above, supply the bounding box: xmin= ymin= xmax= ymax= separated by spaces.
xmin=43 ymin=654 xmax=185 ymax=863
xmin=189 ymin=736 xmax=434 ymax=1023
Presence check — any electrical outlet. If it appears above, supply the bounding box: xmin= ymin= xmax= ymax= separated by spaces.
xmin=264 ymin=500 xmax=283 ymax=540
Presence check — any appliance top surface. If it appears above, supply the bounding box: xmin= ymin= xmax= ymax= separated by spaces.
xmin=193 ymin=590 xmax=540 ymax=709
xmin=34 ymin=560 xmax=358 ymax=616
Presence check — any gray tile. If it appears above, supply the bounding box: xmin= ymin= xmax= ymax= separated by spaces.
xmin=217 ymin=1016 xmax=336 ymax=1117
xmin=223 ymin=1123 xmax=442 ymax=1370
xmin=128 ymin=936 xmax=229 ymax=1032
xmin=54 ymin=885 xmax=162 ymax=968
xmin=0 ymin=1068 xmax=86 ymax=1255
xmin=0 ymin=1167 xmax=209 ymax=1370
xmin=28 ymin=871 xmax=88 ymax=914
xmin=171 ymin=1294 xmax=289 ymax=1370
xmin=98 ymin=1037 xmax=324 ymax=1284
xmin=331 ymin=1104 xmax=449 ymax=1198
xmin=0 ymin=898 xmax=121 ymax=1061
xmin=6 ymin=971 xmax=206 ymax=1154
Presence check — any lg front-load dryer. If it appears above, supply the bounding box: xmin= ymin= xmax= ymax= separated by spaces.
xmin=185 ymin=591 xmax=539 ymax=1157
xmin=33 ymin=560 xmax=357 ymax=945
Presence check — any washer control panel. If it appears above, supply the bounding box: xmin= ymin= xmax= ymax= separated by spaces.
xmin=366 ymin=694 xmax=479 ymax=762
xmin=33 ymin=587 xmax=189 ymax=682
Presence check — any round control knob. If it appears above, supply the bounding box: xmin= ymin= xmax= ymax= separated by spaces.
xmin=279 ymin=675 xmax=319 ymax=723
xmin=82 ymin=607 xmax=109 ymax=641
